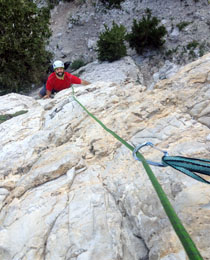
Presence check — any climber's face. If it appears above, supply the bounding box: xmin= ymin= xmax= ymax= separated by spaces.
xmin=55 ymin=67 xmax=64 ymax=78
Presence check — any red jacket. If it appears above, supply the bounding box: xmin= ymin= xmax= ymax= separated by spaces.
xmin=46 ymin=72 xmax=81 ymax=92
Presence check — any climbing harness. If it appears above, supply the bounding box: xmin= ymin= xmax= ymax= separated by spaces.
xmin=133 ymin=142 xmax=210 ymax=184
xmin=71 ymin=87 xmax=203 ymax=260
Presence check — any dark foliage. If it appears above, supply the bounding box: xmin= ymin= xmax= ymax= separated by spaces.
xmin=0 ymin=0 xmax=52 ymax=95
xmin=100 ymin=0 xmax=124 ymax=8
xmin=97 ymin=22 xmax=127 ymax=62
xmin=0 ymin=110 xmax=28 ymax=124
xmin=126 ymin=9 xmax=167 ymax=54
xmin=70 ymin=59 xmax=85 ymax=71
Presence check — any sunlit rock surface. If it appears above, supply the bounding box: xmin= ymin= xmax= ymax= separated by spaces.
xmin=0 ymin=54 xmax=210 ymax=260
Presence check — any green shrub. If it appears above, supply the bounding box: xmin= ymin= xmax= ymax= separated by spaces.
xmin=199 ymin=42 xmax=206 ymax=57
xmin=100 ymin=0 xmax=124 ymax=8
xmin=176 ymin=21 xmax=191 ymax=31
xmin=0 ymin=0 xmax=52 ymax=95
xmin=97 ymin=22 xmax=127 ymax=62
xmin=68 ymin=15 xmax=83 ymax=26
xmin=126 ymin=9 xmax=167 ymax=54
xmin=187 ymin=40 xmax=199 ymax=50
xmin=47 ymin=0 xmax=60 ymax=9
xmin=165 ymin=46 xmax=179 ymax=57
xmin=185 ymin=40 xmax=199 ymax=59
xmin=70 ymin=59 xmax=85 ymax=71
xmin=0 ymin=110 xmax=28 ymax=124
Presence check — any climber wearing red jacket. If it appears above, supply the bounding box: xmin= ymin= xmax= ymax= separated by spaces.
xmin=39 ymin=60 xmax=90 ymax=98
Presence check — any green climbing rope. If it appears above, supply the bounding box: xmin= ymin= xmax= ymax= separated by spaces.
xmin=71 ymin=87 xmax=203 ymax=259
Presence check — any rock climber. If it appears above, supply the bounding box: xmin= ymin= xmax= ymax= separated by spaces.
xmin=39 ymin=60 xmax=90 ymax=98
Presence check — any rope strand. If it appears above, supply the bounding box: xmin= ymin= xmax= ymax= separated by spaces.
xmin=162 ymin=156 xmax=210 ymax=184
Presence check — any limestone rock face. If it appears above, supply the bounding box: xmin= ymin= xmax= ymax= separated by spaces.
xmin=1 ymin=55 xmax=210 ymax=260
xmin=155 ymin=53 xmax=210 ymax=128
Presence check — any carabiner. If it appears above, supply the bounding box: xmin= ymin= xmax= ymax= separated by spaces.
xmin=133 ymin=142 xmax=168 ymax=167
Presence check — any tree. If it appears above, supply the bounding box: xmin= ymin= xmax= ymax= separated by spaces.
xmin=126 ymin=9 xmax=167 ymax=54
xmin=0 ymin=0 xmax=52 ymax=94
xmin=97 ymin=22 xmax=127 ymax=62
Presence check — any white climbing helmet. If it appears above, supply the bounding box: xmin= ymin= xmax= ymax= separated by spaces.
xmin=53 ymin=60 xmax=64 ymax=70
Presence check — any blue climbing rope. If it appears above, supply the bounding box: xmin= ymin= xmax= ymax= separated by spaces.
xmin=133 ymin=142 xmax=210 ymax=184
